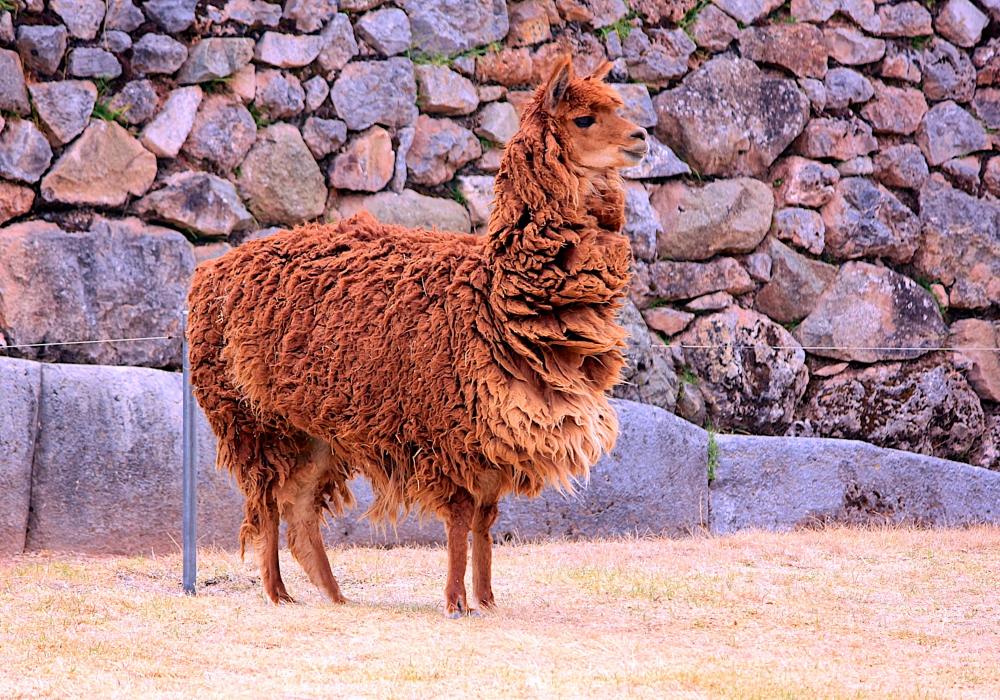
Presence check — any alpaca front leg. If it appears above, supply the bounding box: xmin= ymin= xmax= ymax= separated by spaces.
xmin=472 ymin=502 xmax=499 ymax=609
xmin=443 ymin=489 xmax=475 ymax=618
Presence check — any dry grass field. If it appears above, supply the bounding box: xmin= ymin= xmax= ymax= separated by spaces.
xmin=2 ymin=526 xmax=999 ymax=699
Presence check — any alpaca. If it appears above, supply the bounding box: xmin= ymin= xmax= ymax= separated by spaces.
xmin=186 ymin=58 xmax=648 ymax=616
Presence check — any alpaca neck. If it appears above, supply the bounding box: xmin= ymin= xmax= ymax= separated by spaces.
xmin=481 ymin=107 xmax=631 ymax=390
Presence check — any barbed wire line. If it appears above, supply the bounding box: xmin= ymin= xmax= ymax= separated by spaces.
xmin=0 ymin=335 xmax=175 ymax=350
xmin=0 ymin=335 xmax=997 ymax=354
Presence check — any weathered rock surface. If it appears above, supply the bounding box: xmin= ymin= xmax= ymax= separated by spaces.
xmin=456 ymin=174 xmax=495 ymax=227
xmin=237 ymin=123 xmax=326 ymax=225
xmin=303 ymin=75 xmax=330 ymax=113
xmin=254 ymin=69 xmax=305 ymax=120
xmin=941 ymin=155 xmax=981 ymax=193
xmin=50 ymin=0 xmax=105 ymax=40
xmin=403 ymin=0 xmax=509 ymax=54
xmin=25 ymin=362 xmax=243 ymax=553
xmin=331 ymin=58 xmax=418 ymax=130
xmin=915 ymin=100 xmax=988 ymax=166
xmin=0 ymin=49 xmax=30 ymax=115
xmin=623 ymin=182 xmax=660 ymax=262
xmin=949 ymin=319 xmax=1000 ymax=403
xmin=406 ymin=115 xmax=480 ymax=186
xmin=620 ymin=135 xmax=690 ymax=179
xmin=799 ymin=354 xmax=987 ymax=463
xmin=415 ymin=64 xmax=478 ymax=116
xmin=613 ymin=301 xmax=678 ymax=413
xmin=14 ymin=25 xmax=67 ymax=75
xmin=0 ymin=118 xmax=53 ymax=183
xmin=651 ymin=177 xmax=774 ymax=261
xmin=642 ymin=257 xmax=755 ymax=304
xmin=772 ymin=207 xmax=825 ymax=256
xmin=610 ymin=83 xmax=656 ymax=128
xmin=914 ymin=175 xmax=1000 ymax=310
xmin=28 ymin=80 xmax=97 ymax=147
xmin=919 ymin=38 xmax=976 ymax=103
xmin=873 ymin=144 xmax=928 ymax=189
xmin=824 ymin=67 xmax=874 ymax=110
xmin=141 ymin=86 xmax=203 ymax=159
xmin=506 ymin=0 xmax=552 ymax=47
xmin=860 ymin=82 xmax=927 ymax=135
xmin=176 ymin=38 xmax=255 ymax=85
xmin=67 ymin=47 xmax=122 ymax=78
xmin=821 ymin=177 xmax=920 ymax=263
xmin=641 ymin=306 xmax=694 ymax=336
xmin=738 ymin=23 xmax=828 ymax=79
xmin=0 ymin=218 xmax=191 ymax=366
xmin=794 ymin=261 xmax=946 ymax=363
xmin=107 ymin=79 xmax=159 ymax=125
xmin=356 ymin=7 xmax=411 ymax=57
xmin=316 ymin=13 xmax=359 ymax=73
xmin=338 ymin=188 xmax=471 ymax=233
xmin=877 ymin=1 xmax=932 ymax=37
xmin=328 ymin=126 xmax=395 ymax=192
xmin=678 ymin=306 xmax=808 ymax=435
xmin=713 ymin=0 xmax=783 ymax=24
xmin=710 ymin=434 xmax=1000 ymax=534
xmin=42 ymin=121 xmax=156 ymax=206
xmin=770 ymin=156 xmax=840 ymax=209
xmin=935 ymin=0 xmax=988 ymax=48
xmin=302 ymin=116 xmax=347 ymax=159
xmin=135 ymin=171 xmax=253 ymax=237
xmin=254 ymin=31 xmax=324 ymax=68
xmin=623 ymin=28 xmax=696 ymax=88
xmin=690 ymin=4 xmax=738 ymax=52
xmin=475 ymin=101 xmax=519 ymax=145
xmin=144 ymin=0 xmax=197 ymax=32
xmin=182 ymin=94 xmax=256 ymax=171
xmin=756 ymin=236 xmax=837 ymax=325
xmin=654 ymin=57 xmax=810 ymax=178
xmin=824 ymin=25 xmax=885 ymax=66
xmin=794 ymin=117 xmax=878 ymax=161
xmin=131 ymin=33 xmax=187 ymax=74
xmin=106 ymin=0 xmax=145 ymax=29
xmin=0 ymin=357 xmax=40 ymax=555
xmin=0 ymin=182 xmax=34 ymax=226
xmin=282 ymin=0 xmax=335 ymax=33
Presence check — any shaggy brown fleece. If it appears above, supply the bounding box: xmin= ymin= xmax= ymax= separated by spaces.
xmin=187 ymin=58 xmax=648 ymax=615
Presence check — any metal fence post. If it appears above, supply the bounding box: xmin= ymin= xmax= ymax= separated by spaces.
xmin=181 ymin=309 xmax=197 ymax=595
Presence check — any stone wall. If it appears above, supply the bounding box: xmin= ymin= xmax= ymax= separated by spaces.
xmin=0 ymin=0 xmax=999 ymax=467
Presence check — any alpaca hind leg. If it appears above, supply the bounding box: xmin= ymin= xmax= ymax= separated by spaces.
xmin=281 ymin=481 xmax=349 ymax=605
xmin=471 ymin=501 xmax=499 ymax=609
xmin=252 ymin=497 xmax=294 ymax=604
xmin=443 ymin=489 xmax=475 ymax=618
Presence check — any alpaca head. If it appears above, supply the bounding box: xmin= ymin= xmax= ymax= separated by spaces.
xmin=541 ymin=58 xmax=648 ymax=170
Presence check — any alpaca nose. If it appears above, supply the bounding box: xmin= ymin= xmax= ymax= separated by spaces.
xmin=630 ymin=127 xmax=647 ymax=141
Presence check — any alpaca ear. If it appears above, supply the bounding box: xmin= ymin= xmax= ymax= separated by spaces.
xmin=585 ymin=61 xmax=613 ymax=83
xmin=544 ymin=58 xmax=573 ymax=113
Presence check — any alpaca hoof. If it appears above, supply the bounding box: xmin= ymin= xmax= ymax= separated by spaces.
xmin=269 ymin=593 xmax=296 ymax=606
xmin=444 ymin=597 xmax=476 ymax=618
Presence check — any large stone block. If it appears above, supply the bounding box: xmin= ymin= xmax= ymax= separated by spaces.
xmin=0 ymin=218 xmax=193 ymax=368
xmin=323 ymin=400 xmax=709 ymax=545
xmin=710 ymin=434 xmax=1000 ymax=535
xmin=25 ymin=362 xmax=243 ymax=554
xmin=0 ymin=356 xmax=40 ymax=555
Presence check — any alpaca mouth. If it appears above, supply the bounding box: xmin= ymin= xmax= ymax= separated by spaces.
xmin=621 ymin=145 xmax=647 ymax=163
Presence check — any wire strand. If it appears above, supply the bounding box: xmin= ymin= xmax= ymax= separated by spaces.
xmin=0 ymin=335 xmax=175 ymax=350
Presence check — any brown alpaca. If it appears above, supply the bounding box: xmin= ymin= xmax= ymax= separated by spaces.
xmin=186 ymin=59 xmax=648 ymax=616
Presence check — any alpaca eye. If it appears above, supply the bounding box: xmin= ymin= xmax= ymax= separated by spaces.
xmin=573 ymin=116 xmax=595 ymax=128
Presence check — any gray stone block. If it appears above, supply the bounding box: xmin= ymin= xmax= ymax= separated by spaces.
xmin=710 ymin=434 xmax=1000 ymax=534
xmin=25 ymin=362 xmax=243 ymax=554
xmin=0 ymin=356 xmax=41 ymax=555
xmin=0 ymin=218 xmax=193 ymax=368
xmin=323 ymin=400 xmax=710 ymax=546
